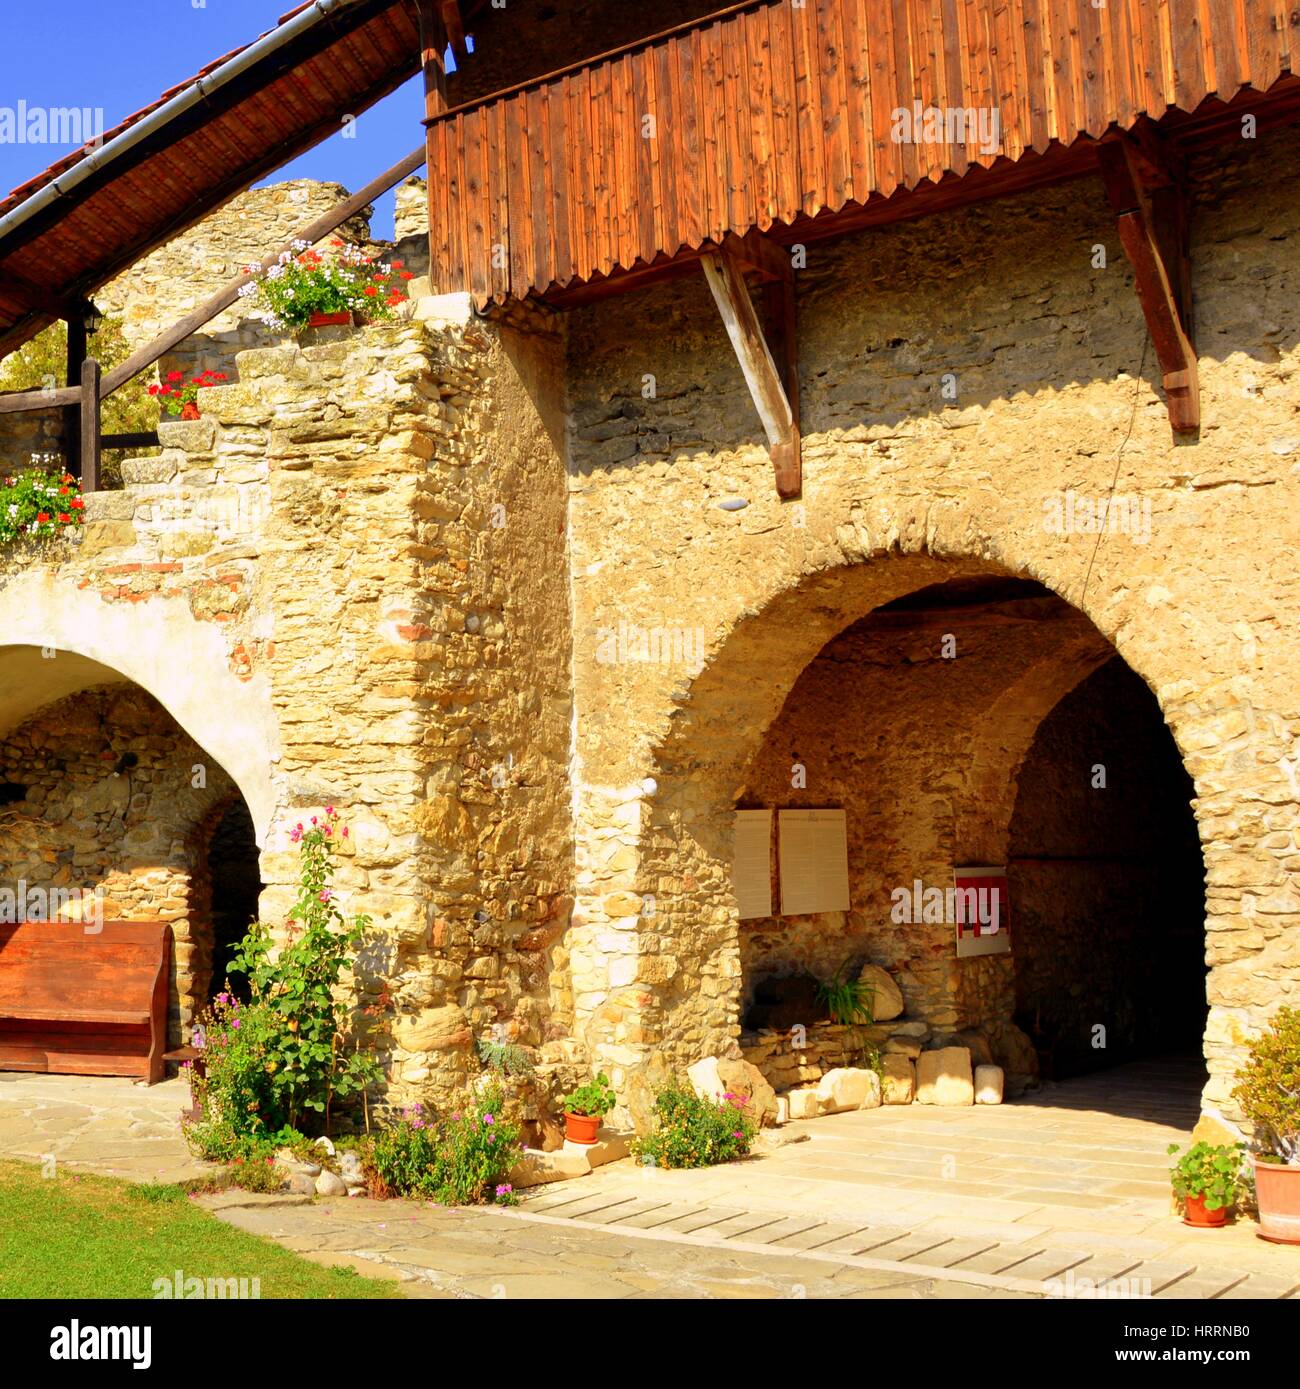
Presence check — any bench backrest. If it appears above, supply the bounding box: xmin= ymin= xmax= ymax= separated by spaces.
xmin=0 ymin=921 xmax=171 ymax=1017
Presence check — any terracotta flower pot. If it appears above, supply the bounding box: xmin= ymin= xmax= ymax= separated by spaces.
xmin=564 ymin=1112 xmax=600 ymax=1145
xmin=307 ymin=310 xmax=354 ymax=328
xmin=1254 ymin=1158 xmax=1300 ymax=1244
xmin=1182 ymin=1193 xmax=1227 ymax=1228
xmin=180 ymin=401 xmax=201 ymax=421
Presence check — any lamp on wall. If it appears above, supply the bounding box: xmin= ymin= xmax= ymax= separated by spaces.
xmin=80 ymin=300 xmax=103 ymax=336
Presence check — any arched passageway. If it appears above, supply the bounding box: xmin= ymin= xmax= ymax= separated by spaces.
xmin=634 ymin=561 xmax=1208 ymax=1110
xmin=0 ymin=660 xmax=265 ymax=1048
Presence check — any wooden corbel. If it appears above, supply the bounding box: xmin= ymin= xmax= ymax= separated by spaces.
xmin=1097 ymin=130 xmax=1198 ymax=434
xmin=415 ymin=0 xmax=450 ymax=119
xmin=440 ymin=2 xmax=469 ymax=60
xmin=700 ymin=230 xmax=801 ymax=497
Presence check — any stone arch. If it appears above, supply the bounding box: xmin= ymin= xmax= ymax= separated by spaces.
xmin=582 ymin=541 xmax=1216 ymax=1108
xmin=0 ymin=572 xmax=278 ymax=842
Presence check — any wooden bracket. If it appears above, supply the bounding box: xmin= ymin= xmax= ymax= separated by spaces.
xmin=440 ymin=2 xmax=469 ymax=60
xmin=1098 ymin=131 xmax=1198 ymax=434
xmin=701 ymin=231 xmax=801 ymax=497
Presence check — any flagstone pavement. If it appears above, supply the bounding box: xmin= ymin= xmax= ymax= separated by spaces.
xmin=1 ymin=1058 xmax=1296 ymax=1299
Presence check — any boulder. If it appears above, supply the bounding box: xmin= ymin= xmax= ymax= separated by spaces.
xmin=509 ymin=1148 xmax=592 ymax=1188
xmin=315 ymin=1169 xmax=347 ymax=1197
xmin=687 ymin=1055 xmax=778 ymax=1129
xmin=974 ymin=1064 xmax=1004 ymax=1104
xmin=881 ymin=1055 xmax=916 ymax=1104
xmin=983 ymin=1020 xmax=1040 ymax=1096
xmin=857 ymin=964 xmax=904 ymax=1022
xmin=786 ymin=1088 xmax=824 ymax=1120
xmin=884 ymin=1036 xmax=922 ymax=1058
xmin=915 ymin=1047 xmax=974 ymax=1106
xmin=816 ymin=1067 xmax=879 ymax=1113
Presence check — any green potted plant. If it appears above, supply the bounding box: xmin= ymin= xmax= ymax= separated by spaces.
xmin=1232 ymin=1006 xmax=1300 ymax=1244
xmin=556 ymin=1072 xmax=616 ymax=1144
xmin=1166 ymin=1141 xmax=1245 ymax=1227
xmin=237 ymin=239 xmax=413 ymax=335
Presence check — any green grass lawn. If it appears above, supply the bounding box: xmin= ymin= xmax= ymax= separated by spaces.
xmin=0 ymin=1160 xmax=399 ymax=1299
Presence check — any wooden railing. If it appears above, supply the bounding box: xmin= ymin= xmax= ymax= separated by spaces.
xmin=0 ymin=144 xmax=428 ymax=492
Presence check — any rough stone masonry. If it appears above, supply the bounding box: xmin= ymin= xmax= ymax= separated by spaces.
xmin=0 ymin=123 xmax=1296 ymax=1130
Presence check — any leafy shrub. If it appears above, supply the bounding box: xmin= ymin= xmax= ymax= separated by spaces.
xmin=1167 ymin=1141 xmax=1246 ymax=1211
xmin=239 ymin=240 xmax=413 ymax=332
xmin=363 ymin=1088 xmax=520 ymax=1205
xmin=1232 ymin=1007 xmax=1300 ymax=1165
xmin=631 ymin=1084 xmax=755 ymax=1169
xmin=184 ymin=994 xmax=288 ymax=1153
xmin=227 ymin=808 xmax=381 ymax=1133
xmin=557 ymin=1072 xmax=616 ymax=1118
xmin=0 ymin=466 xmax=85 ymax=545
xmin=476 ymin=1036 xmax=534 ymax=1077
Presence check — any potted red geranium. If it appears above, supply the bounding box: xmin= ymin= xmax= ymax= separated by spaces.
xmin=556 ymin=1073 xmax=617 ymax=1145
xmin=149 ymin=369 xmax=226 ymax=420
xmin=238 ymin=238 xmax=414 ymax=334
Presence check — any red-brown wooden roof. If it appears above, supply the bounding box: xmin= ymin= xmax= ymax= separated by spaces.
xmin=0 ymin=0 xmax=426 ymax=357
xmin=426 ymin=0 xmax=1300 ymax=308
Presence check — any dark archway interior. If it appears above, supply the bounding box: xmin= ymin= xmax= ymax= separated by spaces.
xmin=205 ymin=798 xmax=262 ymax=1003
xmin=1008 ymin=658 xmax=1208 ymax=1079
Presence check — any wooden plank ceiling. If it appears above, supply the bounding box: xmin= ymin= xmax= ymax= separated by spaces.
xmin=426 ymin=0 xmax=1298 ymax=308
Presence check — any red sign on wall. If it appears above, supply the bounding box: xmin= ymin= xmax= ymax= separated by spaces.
xmin=953 ymin=866 xmax=1010 ymax=958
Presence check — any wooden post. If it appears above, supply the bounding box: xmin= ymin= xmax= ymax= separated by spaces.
xmin=64 ymin=315 xmax=87 ymax=472
xmin=80 ymin=356 xmax=100 ymax=494
xmin=415 ymin=0 xmax=449 ymax=120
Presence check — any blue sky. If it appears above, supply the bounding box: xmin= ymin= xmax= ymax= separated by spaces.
xmin=0 ymin=0 xmax=431 ymax=239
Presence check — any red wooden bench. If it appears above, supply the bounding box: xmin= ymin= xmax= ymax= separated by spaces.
xmin=0 ymin=921 xmax=171 ymax=1084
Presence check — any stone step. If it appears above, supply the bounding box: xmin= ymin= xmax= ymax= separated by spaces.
xmin=1216 ymin=1273 xmax=1300 ymax=1299
xmin=580 ymin=1198 xmax=674 ymax=1227
xmin=980 ymin=1248 xmax=1092 ymax=1282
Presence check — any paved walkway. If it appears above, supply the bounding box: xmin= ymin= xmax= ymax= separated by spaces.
xmin=0 ymin=1058 xmax=1295 ymax=1298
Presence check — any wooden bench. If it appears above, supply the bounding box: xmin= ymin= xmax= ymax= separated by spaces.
xmin=0 ymin=921 xmax=171 ymax=1084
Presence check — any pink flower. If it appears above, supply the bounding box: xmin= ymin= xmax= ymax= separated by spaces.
xmin=319 ymin=889 xmax=332 ymax=904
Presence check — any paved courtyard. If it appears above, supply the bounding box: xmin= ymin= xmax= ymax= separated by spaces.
xmin=0 ymin=1058 xmax=1296 ymax=1298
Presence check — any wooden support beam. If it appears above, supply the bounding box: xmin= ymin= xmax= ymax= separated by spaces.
xmin=0 ymin=270 xmax=84 ymax=320
xmin=441 ymin=2 xmax=468 ymax=59
xmin=64 ymin=313 xmax=87 ymax=466
xmin=1098 ymin=134 xmax=1199 ymax=434
xmin=79 ymin=356 xmax=100 ymax=494
xmin=701 ymin=237 xmax=801 ymax=498
xmin=416 ymin=0 xmax=450 ymax=120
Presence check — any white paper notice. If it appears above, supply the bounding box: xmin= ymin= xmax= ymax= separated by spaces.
xmin=733 ymin=809 xmax=773 ymax=920
xmin=778 ymin=809 xmax=850 ymax=915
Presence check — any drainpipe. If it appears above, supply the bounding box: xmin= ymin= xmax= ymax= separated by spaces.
xmin=0 ymin=0 xmax=367 ymax=246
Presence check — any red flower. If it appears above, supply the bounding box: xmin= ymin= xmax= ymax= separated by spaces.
xmin=167 ymin=370 xmax=183 ymax=383
xmin=363 ymin=286 xmax=378 ymax=297
xmin=147 ymin=384 xmax=159 ymax=396
xmin=70 ymin=497 xmax=85 ymax=510
xmin=36 ymin=512 xmax=49 ymax=524
xmin=391 ymin=260 xmax=403 ymax=269
xmin=213 ymin=373 xmax=227 ymax=380
xmin=400 ymin=271 xmax=414 ymax=280
xmin=57 ymin=513 xmax=71 ymax=524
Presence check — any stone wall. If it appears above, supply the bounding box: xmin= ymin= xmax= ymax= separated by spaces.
xmin=561 ymin=124 xmax=1300 ymax=1121
xmin=0 ymin=684 xmax=238 ymax=1040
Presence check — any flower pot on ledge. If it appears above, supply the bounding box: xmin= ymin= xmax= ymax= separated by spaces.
xmin=564 ymin=1112 xmax=600 ymax=1145
xmin=180 ymin=402 xmax=201 ymax=421
xmin=1254 ymin=1158 xmax=1300 ymax=1244
xmin=307 ymin=310 xmax=355 ymax=328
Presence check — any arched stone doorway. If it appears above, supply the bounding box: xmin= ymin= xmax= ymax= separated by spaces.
xmin=621 ymin=558 xmax=1209 ymax=1112
xmin=0 ymin=655 xmax=268 ymax=1048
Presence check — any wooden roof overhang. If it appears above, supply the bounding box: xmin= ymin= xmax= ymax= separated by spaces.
xmin=425 ymin=0 xmax=1299 ymax=310
xmin=423 ymin=0 xmax=1299 ymax=494
xmin=0 ymin=0 xmax=477 ymax=359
